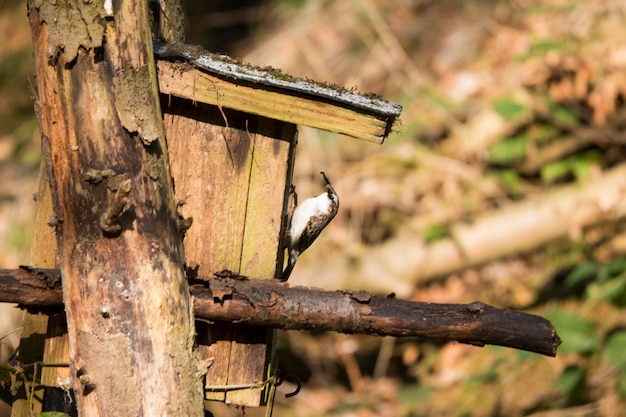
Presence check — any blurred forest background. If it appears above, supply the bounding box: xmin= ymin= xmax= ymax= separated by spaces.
xmin=2 ymin=0 xmax=626 ymax=416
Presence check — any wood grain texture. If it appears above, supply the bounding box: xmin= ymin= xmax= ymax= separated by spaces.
xmin=158 ymin=60 xmax=390 ymax=143
xmin=10 ymin=166 xmax=55 ymax=417
xmin=163 ymin=97 xmax=295 ymax=406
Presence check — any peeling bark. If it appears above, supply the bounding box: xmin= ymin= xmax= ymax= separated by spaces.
xmin=27 ymin=0 xmax=203 ymax=415
xmin=0 ymin=268 xmax=561 ymax=357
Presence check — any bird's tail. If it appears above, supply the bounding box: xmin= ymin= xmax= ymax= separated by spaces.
xmin=279 ymin=250 xmax=298 ymax=281
xmin=280 ymin=262 xmax=295 ymax=281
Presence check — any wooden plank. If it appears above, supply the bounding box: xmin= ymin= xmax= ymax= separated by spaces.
xmin=154 ymin=41 xmax=401 ymax=117
xmin=41 ymin=314 xmax=70 ymax=386
xmin=157 ymin=60 xmax=392 ymax=143
xmin=29 ymin=165 xmax=72 ymax=395
xmin=164 ymin=100 xmax=250 ymax=402
xmin=240 ymin=118 xmax=293 ymax=277
xmin=226 ymin=117 xmax=294 ymax=405
xmin=163 ymin=97 xmax=294 ymax=406
xmin=153 ymin=41 xmax=401 ymax=136
xmin=12 ymin=162 xmax=59 ymax=417
xmin=166 ymin=102 xmax=253 ymax=275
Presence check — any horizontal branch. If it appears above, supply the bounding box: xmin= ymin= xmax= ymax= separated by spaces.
xmin=0 ymin=267 xmax=561 ymax=356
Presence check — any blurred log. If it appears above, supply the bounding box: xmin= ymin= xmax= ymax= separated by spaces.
xmin=0 ymin=268 xmax=561 ymax=357
xmin=416 ymin=163 xmax=626 ymax=279
xmin=325 ymin=163 xmax=626 ymax=292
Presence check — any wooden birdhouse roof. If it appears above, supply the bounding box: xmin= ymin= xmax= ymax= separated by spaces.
xmin=154 ymin=40 xmax=402 ymax=143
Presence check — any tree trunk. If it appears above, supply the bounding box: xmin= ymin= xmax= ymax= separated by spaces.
xmin=27 ymin=0 xmax=203 ymax=415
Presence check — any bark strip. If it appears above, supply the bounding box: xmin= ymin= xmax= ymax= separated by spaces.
xmin=0 ymin=268 xmax=561 ymax=357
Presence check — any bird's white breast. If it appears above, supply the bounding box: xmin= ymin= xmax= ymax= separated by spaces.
xmin=289 ymin=192 xmax=332 ymax=243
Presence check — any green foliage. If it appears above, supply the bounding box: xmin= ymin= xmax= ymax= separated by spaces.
xmin=547 ymin=310 xmax=599 ymax=354
xmin=491 ymin=169 xmax=523 ymax=198
xmin=564 ymin=261 xmax=598 ymax=292
xmin=492 ymin=98 xmax=526 ymax=120
xmin=541 ymin=161 xmax=569 ymax=182
xmin=488 ymin=134 xmax=528 ymax=166
xmin=530 ymin=39 xmax=565 ymax=55
xmin=398 ymin=385 xmax=432 ymax=408
xmin=618 ymin=374 xmax=626 ymax=398
xmin=423 ymin=223 xmax=450 ymax=243
xmin=580 ymin=259 xmax=626 ymax=306
xmin=604 ymin=331 xmax=626 ymax=370
xmin=547 ymin=100 xmax=580 ymax=128
xmin=541 ymin=150 xmax=603 ymax=182
xmin=557 ymin=365 xmax=586 ymax=399
xmin=277 ymin=0 xmax=309 ymax=11
xmin=516 ymin=37 xmax=575 ymax=61
xmin=586 ymin=273 xmax=626 ymax=306
xmin=604 ymin=331 xmax=626 ymax=398
xmin=527 ymin=123 xmax=560 ymax=143
xmin=549 ymin=259 xmax=626 ymax=400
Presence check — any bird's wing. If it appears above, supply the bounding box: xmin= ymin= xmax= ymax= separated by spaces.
xmin=295 ymin=214 xmax=328 ymax=253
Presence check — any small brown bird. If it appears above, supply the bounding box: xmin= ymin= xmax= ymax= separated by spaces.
xmin=280 ymin=172 xmax=339 ymax=281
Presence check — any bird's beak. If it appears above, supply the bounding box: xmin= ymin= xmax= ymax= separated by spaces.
xmin=320 ymin=171 xmax=331 ymax=185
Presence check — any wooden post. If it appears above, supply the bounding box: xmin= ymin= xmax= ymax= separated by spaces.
xmin=15 ymin=1 xmax=191 ymax=416
xmin=163 ymin=98 xmax=295 ymax=406
xmin=27 ymin=0 xmax=203 ymax=415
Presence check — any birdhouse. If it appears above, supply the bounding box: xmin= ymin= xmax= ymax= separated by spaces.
xmin=157 ymin=41 xmax=401 ymax=407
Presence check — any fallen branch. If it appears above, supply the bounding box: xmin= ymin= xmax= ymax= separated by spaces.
xmin=0 ymin=267 xmax=561 ymax=357
xmin=417 ymin=163 xmax=626 ymax=279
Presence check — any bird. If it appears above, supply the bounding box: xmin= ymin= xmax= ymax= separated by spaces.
xmin=280 ymin=171 xmax=339 ymax=281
